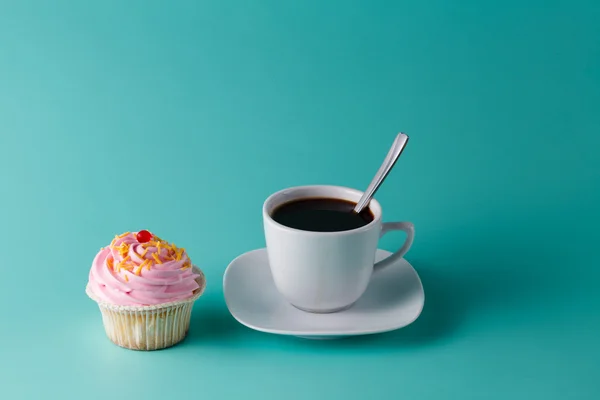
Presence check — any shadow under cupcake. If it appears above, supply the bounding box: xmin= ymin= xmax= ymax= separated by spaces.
xmin=86 ymin=230 xmax=206 ymax=350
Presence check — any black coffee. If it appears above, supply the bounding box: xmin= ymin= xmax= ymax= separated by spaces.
xmin=271 ymin=198 xmax=374 ymax=232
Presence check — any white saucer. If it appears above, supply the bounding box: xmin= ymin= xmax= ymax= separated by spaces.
xmin=223 ymin=248 xmax=424 ymax=339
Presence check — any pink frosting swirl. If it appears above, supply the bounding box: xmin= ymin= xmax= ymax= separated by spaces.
xmin=87 ymin=232 xmax=201 ymax=306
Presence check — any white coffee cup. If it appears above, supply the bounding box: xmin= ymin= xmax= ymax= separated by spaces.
xmin=263 ymin=185 xmax=415 ymax=313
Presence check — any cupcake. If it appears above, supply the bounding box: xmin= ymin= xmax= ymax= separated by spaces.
xmin=86 ymin=230 xmax=206 ymax=350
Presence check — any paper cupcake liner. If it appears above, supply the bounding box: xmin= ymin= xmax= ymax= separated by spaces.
xmin=86 ymin=267 xmax=206 ymax=351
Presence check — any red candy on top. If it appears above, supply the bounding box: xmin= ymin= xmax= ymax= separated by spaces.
xmin=136 ymin=230 xmax=153 ymax=243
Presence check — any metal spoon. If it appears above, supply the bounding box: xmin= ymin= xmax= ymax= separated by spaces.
xmin=353 ymin=133 xmax=409 ymax=214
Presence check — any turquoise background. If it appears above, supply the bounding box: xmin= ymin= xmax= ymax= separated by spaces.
xmin=1 ymin=0 xmax=599 ymax=398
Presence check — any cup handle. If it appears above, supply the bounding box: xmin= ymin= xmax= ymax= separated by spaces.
xmin=373 ymin=222 xmax=415 ymax=271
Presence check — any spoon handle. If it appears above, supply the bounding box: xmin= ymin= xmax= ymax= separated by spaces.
xmin=353 ymin=133 xmax=409 ymax=214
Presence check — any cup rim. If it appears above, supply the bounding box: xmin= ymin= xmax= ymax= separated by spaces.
xmin=262 ymin=185 xmax=382 ymax=235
